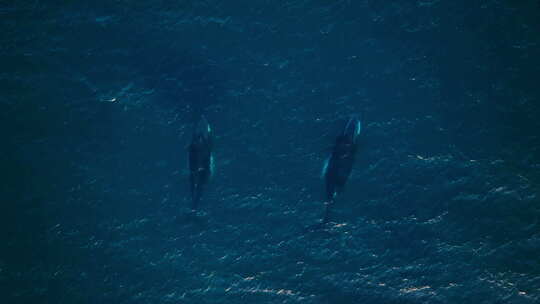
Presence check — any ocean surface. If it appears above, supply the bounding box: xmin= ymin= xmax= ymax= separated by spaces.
xmin=2 ymin=1 xmax=540 ymax=303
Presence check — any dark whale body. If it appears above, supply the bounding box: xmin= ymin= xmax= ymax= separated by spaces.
xmin=322 ymin=116 xmax=361 ymax=223
xmin=188 ymin=116 xmax=214 ymax=209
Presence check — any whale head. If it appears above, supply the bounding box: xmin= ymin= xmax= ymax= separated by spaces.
xmin=342 ymin=115 xmax=361 ymax=143
xmin=194 ymin=116 xmax=212 ymax=139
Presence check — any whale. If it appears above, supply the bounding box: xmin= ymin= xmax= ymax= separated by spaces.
xmin=188 ymin=116 xmax=214 ymax=210
xmin=321 ymin=116 xmax=361 ymax=223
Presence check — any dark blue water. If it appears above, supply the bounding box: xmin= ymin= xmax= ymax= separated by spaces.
xmin=2 ymin=1 xmax=540 ymax=303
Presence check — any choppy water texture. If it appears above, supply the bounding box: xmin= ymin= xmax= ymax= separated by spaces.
xmin=2 ymin=1 xmax=540 ymax=303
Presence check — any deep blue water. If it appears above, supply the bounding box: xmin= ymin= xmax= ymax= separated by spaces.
xmin=2 ymin=1 xmax=540 ymax=303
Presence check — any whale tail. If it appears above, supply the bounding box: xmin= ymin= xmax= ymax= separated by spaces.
xmin=191 ymin=192 xmax=200 ymax=210
xmin=322 ymin=198 xmax=335 ymax=224
xmin=190 ymin=179 xmax=204 ymax=211
xmin=192 ymin=182 xmax=205 ymax=210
